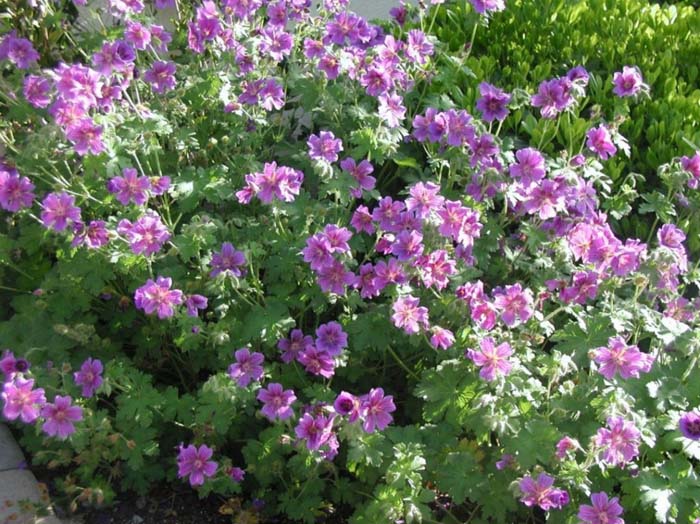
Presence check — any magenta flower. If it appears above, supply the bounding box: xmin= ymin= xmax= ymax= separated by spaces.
xmin=680 ymin=152 xmax=700 ymax=189
xmin=493 ymin=283 xmax=534 ymax=327
xmin=23 ymin=75 xmax=52 ymax=108
xmin=185 ymin=294 xmax=208 ymax=317
xmin=340 ymin=158 xmax=375 ymax=197
xmin=391 ymin=295 xmax=429 ymax=335
xmin=228 ymin=348 xmax=264 ymax=387
xmin=333 ymin=391 xmax=362 ymax=422
xmin=378 ymin=93 xmax=406 ymax=128
xmin=177 ymin=444 xmax=218 ymax=486
xmin=594 ymin=416 xmax=641 ymax=467
xmin=531 ymin=77 xmax=573 ymax=119
xmin=679 ymin=409 xmax=700 ymax=440
xmin=316 ymin=260 xmax=356 ymax=295
xmin=578 ymin=492 xmax=624 ymax=524
xmin=118 ymin=211 xmax=170 ymax=256
xmin=258 ymin=25 xmax=293 ymax=62
xmin=308 ymin=131 xmax=343 ymax=163
xmin=592 ymin=336 xmax=653 ymax=380
xmin=351 ymin=206 xmax=375 ymax=234
xmin=210 ymin=242 xmax=247 ymax=278
xmin=5 ymin=36 xmax=40 ymax=69
xmin=406 ymin=181 xmax=444 ymax=220
xmin=509 ymin=148 xmax=545 ymax=183
xmin=476 ymin=82 xmax=511 ymax=122
xmin=586 ymin=125 xmax=617 ymax=160
xmin=560 ymin=270 xmax=599 ymax=305
xmin=66 ymin=118 xmax=105 ymax=156
xmin=470 ymin=0 xmax=506 ymax=14
xmin=134 ymin=276 xmax=184 ymax=319
xmin=612 ymin=66 xmax=644 ymax=97
xmin=257 ymin=383 xmax=296 ymax=421
xmin=360 ymin=388 xmax=396 ymax=433
xmin=518 ymin=473 xmax=569 ymax=511
xmin=555 ymin=436 xmax=579 ymax=459
xmin=429 ymin=326 xmax=455 ymax=350
xmin=298 ymin=346 xmax=335 ymax=378
xmin=657 ymin=224 xmax=686 ymax=249
xmin=107 ymin=167 xmax=151 ymax=206
xmin=390 ymin=230 xmax=424 ymax=261
xmin=40 ymin=192 xmax=81 ymax=232
xmin=71 ymin=220 xmax=110 ymax=249
xmin=144 ymin=61 xmax=177 ymax=94
xmin=229 ymin=466 xmax=245 ymax=483
xmin=315 ymin=321 xmax=347 ymax=356
xmin=294 ymin=412 xmax=335 ymax=450
xmin=495 ymin=453 xmax=516 ymax=470
xmin=41 ymin=395 xmax=82 ymax=439
xmin=0 ymin=166 xmax=35 ymax=212
xmin=124 ymin=21 xmax=151 ymax=50
xmin=237 ymin=162 xmax=304 ymax=204
xmin=1 ymin=378 xmax=46 ymax=423
xmin=73 ymin=358 xmax=103 ymax=398
xmin=466 ymin=337 xmax=513 ymax=381
xmin=610 ymin=239 xmax=646 ymax=276
xmin=0 ymin=350 xmax=25 ymax=378
xmin=277 ymin=329 xmax=314 ymax=363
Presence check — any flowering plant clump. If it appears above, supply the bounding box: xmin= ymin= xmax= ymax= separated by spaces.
xmin=1 ymin=0 xmax=700 ymax=523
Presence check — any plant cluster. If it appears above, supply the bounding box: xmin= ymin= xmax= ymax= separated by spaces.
xmin=1 ymin=0 xmax=699 ymax=523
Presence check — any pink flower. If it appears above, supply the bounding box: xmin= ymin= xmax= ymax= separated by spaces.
xmin=518 ymin=473 xmax=569 ymax=511
xmin=0 ymin=165 xmax=35 ymax=212
xmin=592 ymin=336 xmax=653 ymax=380
xmin=466 ymin=337 xmax=513 ymax=381
xmin=41 ymin=395 xmax=82 ymax=439
xmin=277 ymin=329 xmax=314 ymax=363
xmin=678 ymin=409 xmax=700 ymax=440
xmin=257 ymin=383 xmax=296 ymax=421
xmin=66 ymin=118 xmax=105 ymax=156
xmin=134 ymin=276 xmax=184 ymax=319
xmin=298 ymin=346 xmax=335 ymax=378
xmin=429 ymin=326 xmax=455 ymax=350
xmin=586 ymin=126 xmax=617 ymax=160
xmin=555 ymin=436 xmax=579 ymax=459
xmin=594 ymin=416 xmax=641 ymax=467
xmin=391 ymin=295 xmax=429 ymax=335
xmin=378 ymin=93 xmax=406 ymax=128
xmin=493 ymin=283 xmax=534 ymax=327
xmin=23 ymin=75 xmax=53 ymax=108
xmin=117 ymin=211 xmax=170 ymax=256
xmin=333 ymin=391 xmax=362 ymax=422
xmin=228 ymin=348 xmax=264 ymax=387
xmin=143 ymin=61 xmax=177 ymax=94
xmin=294 ymin=412 xmax=335 ymax=450
xmin=1 ymin=378 xmax=46 ymax=423
xmin=578 ymin=492 xmax=624 ymax=524
xmin=73 ymin=358 xmax=103 ymax=398
xmin=360 ymin=388 xmax=395 ymax=433
xmin=308 ymin=131 xmax=343 ymax=163
xmin=177 ymin=444 xmax=217 ymax=486
xmin=476 ymin=82 xmax=511 ymax=122
xmin=107 ymin=167 xmax=151 ymax=206
xmin=40 ymin=192 xmax=81 ymax=232
xmin=612 ymin=66 xmax=644 ymax=97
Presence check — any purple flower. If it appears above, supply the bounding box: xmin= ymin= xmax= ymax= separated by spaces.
xmin=466 ymin=337 xmax=513 ymax=381
xmin=124 ymin=21 xmax=151 ymax=50
xmin=586 ymin=125 xmax=617 ymax=160
xmin=405 ymin=30 xmax=433 ymax=65
xmin=360 ymin=388 xmax=395 ymax=433
xmin=210 ymin=242 xmax=247 ymax=278
xmin=4 ymin=36 xmax=39 ymax=69
xmin=406 ymin=182 xmax=444 ymax=220
xmin=679 ymin=409 xmax=700 ymax=440
xmin=40 ymin=192 xmax=81 ymax=232
xmin=594 ymin=416 xmax=641 ymax=467
xmin=493 ymin=283 xmax=534 ymax=327
xmin=340 ymin=158 xmax=375 ymax=197
xmin=567 ymin=65 xmax=590 ymax=86
xmin=0 ymin=165 xmax=35 ymax=212
xmin=429 ymin=326 xmax=455 ymax=350
xmin=612 ymin=66 xmax=644 ymax=97
xmin=277 ymin=329 xmax=314 ymax=363
xmin=66 ymin=118 xmax=104 ymax=156
xmin=610 ymin=239 xmax=646 ymax=276
xmin=92 ymin=41 xmax=135 ymax=76
xmin=185 ymin=294 xmax=208 ymax=317
xmin=73 ymin=358 xmax=103 ymax=398
xmin=0 ymin=350 xmax=27 ymax=379
xmin=134 ymin=276 xmax=184 ymax=319
xmin=229 ymin=466 xmax=245 ymax=483
xmin=523 ymin=178 xmax=567 ymax=220
xmin=177 ymin=444 xmax=217 ymax=486
xmin=509 ymin=148 xmax=545 ymax=184
xmin=333 ymin=391 xmax=362 ymax=422
xmin=495 ymin=453 xmax=516 ymax=470
xmin=578 ymin=492 xmax=624 ymax=524
xmin=470 ymin=0 xmax=506 ymax=14
xmin=657 ymin=224 xmax=686 ymax=249
xmin=518 ymin=473 xmax=569 ymax=511
xmin=118 ymin=211 xmax=170 ymax=256
xmin=70 ymin=220 xmax=109 ymax=249
xmin=23 ymin=75 xmax=52 ymax=108
xmin=315 ymin=321 xmax=347 ymax=356
xmin=560 ymin=270 xmax=599 ymax=305
xmin=476 ymin=82 xmax=511 ymax=122
xmin=351 ymin=206 xmax=375 ymax=234
xmin=680 ymin=152 xmax=700 ymax=189
xmin=391 ymin=295 xmax=429 ymax=335
xmin=592 ymin=336 xmax=653 ymax=380
xmin=257 ymin=383 xmax=296 ymax=421
xmin=107 ymin=167 xmax=151 ymax=206
xmin=259 ymin=25 xmax=293 ymax=62
xmin=143 ymin=61 xmax=176 ymax=94
xmin=531 ymin=77 xmax=573 ymax=119
xmin=308 ymin=131 xmax=343 ymax=163
xmin=1 ymin=378 xmax=46 ymax=423
xmin=259 ymin=78 xmax=285 ymax=111
xmin=228 ymin=348 xmax=264 ymax=387
xmin=316 ymin=260 xmax=356 ymax=295
xmin=41 ymin=395 xmax=82 ymax=439
xmin=390 ymin=230 xmax=424 ymax=261
xmin=237 ymin=162 xmax=304 ymax=204
xmin=294 ymin=412 xmax=335 ymax=450
xmin=378 ymin=93 xmax=406 ymax=128
xmin=298 ymin=346 xmax=335 ymax=378
xmin=555 ymin=436 xmax=579 ymax=459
